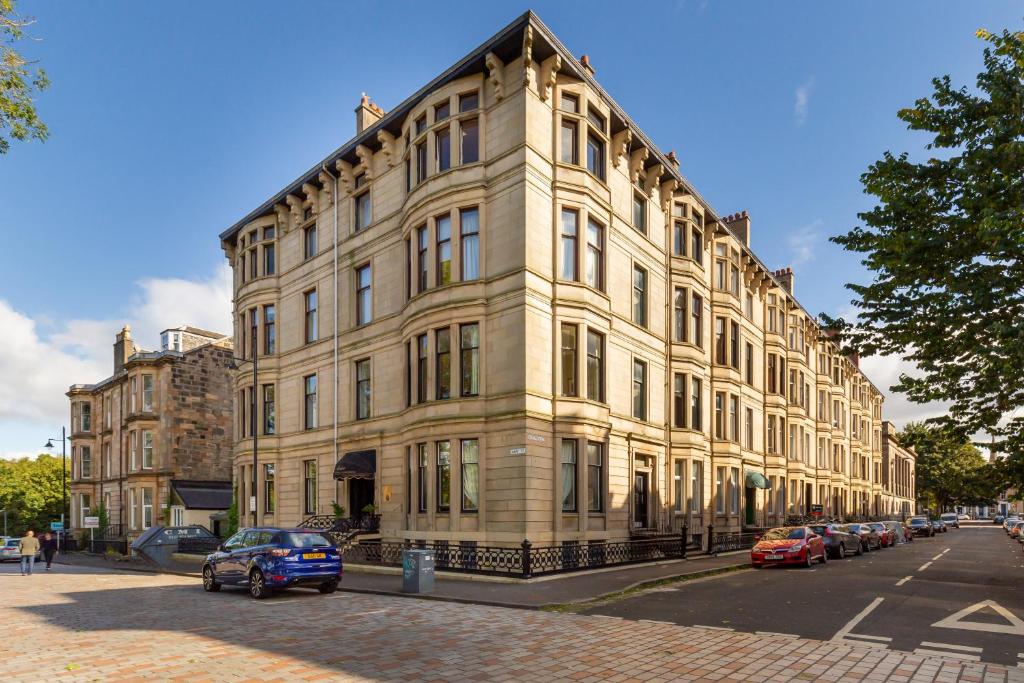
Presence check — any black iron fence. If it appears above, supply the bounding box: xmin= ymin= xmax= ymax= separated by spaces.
xmin=87 ymin=538 xmax=128 ymax=555
xmin=707 ymin=525 xmax=768 ymax=554
xmin=342 ymin=531 xmax=690 ymax=578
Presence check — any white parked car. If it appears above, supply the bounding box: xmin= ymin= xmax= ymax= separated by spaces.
xmin=940 ymin=512 xmax=960 ymax=529
xmin=958 ymin=514 xmax=971 ymax=521
xmin=0 ymin=538 xmax=42 ymax=562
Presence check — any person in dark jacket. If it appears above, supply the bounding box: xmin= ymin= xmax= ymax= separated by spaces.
xmin=40 ymin=532 xmax=58 ymax=570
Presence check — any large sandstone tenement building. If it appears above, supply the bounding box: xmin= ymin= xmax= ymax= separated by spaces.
xmin=67 ymin=325 xmax=234 ymax=538
xmin=218 ymin=12 xmax=914 ymax=549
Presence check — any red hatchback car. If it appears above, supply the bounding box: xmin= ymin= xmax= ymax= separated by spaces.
xmin=751 ymin=526 xmax=828 ymax=568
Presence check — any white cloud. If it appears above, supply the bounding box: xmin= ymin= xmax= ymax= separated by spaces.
xmin=0 ymin=264 xmax=232 ymax=455
xmin=788 ymin=218 xmax=823 ymax=266
xmin=794 ymin=77 xmax=814 ymax=125
xmin=856 ymin=353 xmax=949 ymax=429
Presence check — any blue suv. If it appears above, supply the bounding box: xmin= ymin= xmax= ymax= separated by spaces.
xmin=202 ymin=527 xmax=342 ymax=599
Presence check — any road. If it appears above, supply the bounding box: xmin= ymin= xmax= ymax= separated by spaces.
xmin=0 ymin=529 xmax=1021 ymax=682
xmin=584 ymin=522 xmax=1024 ymax=667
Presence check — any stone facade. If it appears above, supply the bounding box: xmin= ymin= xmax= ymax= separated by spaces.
xmin=881 ymin=421 xmax=918 ymax=518
xmin=219 ymin=12 xmax=901 ymax=549
xmin=67 ymin=325 xmax=234 ymax=538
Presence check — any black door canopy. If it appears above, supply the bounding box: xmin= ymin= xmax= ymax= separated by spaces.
xmin=333 ymin=450 xmax=376 ymax=480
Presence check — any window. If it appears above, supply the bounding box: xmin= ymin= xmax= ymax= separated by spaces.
xmin=142 ymin=375 xmax=154 ymax=412
xmin=558 ymin=438 xmax=582 ymax=518
xmin=249 ymin=307 xmax=258 ymax=358
xmin=715 ymin=466 xmax=725 ymax=514
xmin=715 ymin=317 xmax=727 ymax=365
xmin=768 ymin=415 xmax=777 ymax=453
xmin=730 ymin=322 xmax=740 ymax=369
xmin=142 ymin=488 xmax=153 ymax=529
xmin=354 ymin=188 xmax=372 ymax=232
xmin=262 ymin=384 xmax=275 ymax=435
xmin=264 ymin=241 xmax=275 ymax=275
xmin=304 ymin=290 xmax=318 ymax=343
xmin=461 ymin=439 xmax=479 ymax=512
xmin=561 ymin=93 xmax=579 ymax=113
xmin=355 ymin=359 xmax=371 ymax=420
xmin=104 ymin=442 xmax=111 ymax=477
xmin=436 ymin=126 xmax=451 ymax=172
xmin=691 ymin=224 xmax=703 ymax=266
xmin=80 ymin=402 xmax=92 ymax=431
xmin=587 ymin=107 xmax=605 ymax=132
xmin=460 ymin=208 xmax=479 ymax=280
xmin=80 ymin=446 xmax=92 ymax=478
xmin=691 ymin=294 xmax=703 ymax=347
xmin=714 ymin=392 xmax=725 ymax=440
xmin=745 ymin=292 xmax=753 ymax=319
xmin=632 ymin=265 xmax=647 ymax=327
xmin=587 ymin=442 xmax=603 ymax=512
xmin=263 ymin=304 xmax=275 ymax=355
xmin=559 ymin=208 xmax=579 ymax=281
xmin=417 ymin=333 xmax=428 ymax=403
xmin=730 ymin=264 xmax=740 ymax=296
xmin=691 ymin=377 xmax=702 ymax=431
xmin=585 ymin=219 xmax=603 ymax=290
xmin=673 ymin=288 xmax=687 ymax=342
xmin=435 ymin=328 xmax=451 ymax=400
xmin=586 ymin=330 xmax=604 ymax=402
xmin=417 ymin=444 xmax=428 ymax=512
xmin=303 ymin=460 xmax=317 ymax=515
xmin=729 ymin=467 xmax=740 ymax=514
xmin=460 ymin=118 xmax=479 ymax=164
xmin=632 ymin=359 xmax=647 ymax=421
xmin=104 ymin=396 xmax=111 ymax=429
xmin=673 ymin=219 xmax=686 ymax=257
xmin=459 ymin=92 xmax=478 ymax=112
xmin=417 ymin=225 xmax=428 ymax=292
xmin=561 ymin=323 xmax=577 ymax=397
xmin=768 ymin=354 xmax=777 ymax=393
xmin=436 ymin=441 xmax=451 ymax=511
xmin=745 ymin=407 xmax=754 ymax=449
xmin=142 ymin=430 xmax=153 ymax=469
xmin=560 ymin=119 xmax=578 ymax=164
xmin=586 ymin=132 xmax=605 ymax=180
xmin=673 ymin=460 xmax=685 ymax=513
xmin=673 ymin=374 xmax=686 ymax=429
xmin=171 ymin=505 xmax=184 ymax=527
xmin=460 ymin=323 xmax=480 ymax=397
xmin=436 ymin=214 xmax=452 ymax=285
xmin=129 ymin=489 xmax=137 ymax=530
xmin=130 ymin=431 xmax=138 ymax=470
xmin=264 ymin=464 xmax=275 ymax=513
xmin=130 ymin=377 xmax=137 ymax=413
xmin=356 ymin=264 xmax=372 ymax=325
xmin=250 ymin=246 xmax=258 ymax=279
xmin=690 ymin=460 xmax=703 ymax=513
xmin=745 ymin=343 xmax=754 ymax=385
xmin=434 ymin=100 xmax=450 ymax=121
xmin=415 ymin=141 xmax=427 ymax=184
xmin=632 ymin=193 xmax=646 ymax=234
xmin=304 ymin=224 xmax=317 ymax=260
xmin=304 ymin=375 xmax=317 ymax=429
xmin=729 ymin=395 xmax=738 ymax=442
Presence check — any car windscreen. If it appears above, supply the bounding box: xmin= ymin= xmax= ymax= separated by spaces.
xmin=940 ymin=514 xmax=956 ymax=519
xmin=762 ymin=528 xmax=804 ymax=540
xmin=276 ymin=532 xmax=333 ymax=548
xmin=868 ymin=523 xmax=885 ymax=530
xmin=909 ymin=518 xmax=927 ymax=525
xmin=808 ymin=526 xmax=829 ymax=534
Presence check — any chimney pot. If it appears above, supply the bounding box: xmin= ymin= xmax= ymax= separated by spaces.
xmin=580 ymin=54 xmax=595 ymax=75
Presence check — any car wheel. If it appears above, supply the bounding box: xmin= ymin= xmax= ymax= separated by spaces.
xmin=855 ymin=541 xmax=864 ymax=556
xmin=837 ymin=544 xmax=846 ymax=559
xmin=804 ymin=550 xmax=814 ymax=568
xmin=202 ymin=566 xmax=221 ymax=592
xmin=319 ymin=579 xmax=339 ymax=594
xmin=820 ymin=548 xmax=828 ymax=564
xmin=249 ymin=569 xmax=270 ymax=599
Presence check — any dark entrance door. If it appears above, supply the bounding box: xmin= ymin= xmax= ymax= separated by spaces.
xmin=805 ymin=483 xmax=813 ymax=515
xmin=745 ymin=487 xmax=756 ymax=526
xmin=634 ymin=472 xmax=649 ymax=528
xmin=349 ymin=479 xmax=375 ymax=517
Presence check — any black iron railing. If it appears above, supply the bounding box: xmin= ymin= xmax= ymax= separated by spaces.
xmin=706 ymin=525 xmax=768 ymax=554
xmin=342 ymin=531 xmax=690 ymax=578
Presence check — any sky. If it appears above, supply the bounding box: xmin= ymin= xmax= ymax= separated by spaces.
xmin=0 ymin=1 xmax=1019 ymax=458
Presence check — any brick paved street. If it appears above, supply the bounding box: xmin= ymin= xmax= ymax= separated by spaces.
xmin=1 ymin=562 xmax=1022 ymax=683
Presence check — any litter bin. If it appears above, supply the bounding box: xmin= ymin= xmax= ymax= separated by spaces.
xmin=402 ymin=548 xmax=435 ymax=594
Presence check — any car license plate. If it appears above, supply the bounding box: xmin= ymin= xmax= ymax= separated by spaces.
xmin=303 ymin=552 xmax=326 ymax=560
xmin=765 ymin=554 xmax=783 ymax=560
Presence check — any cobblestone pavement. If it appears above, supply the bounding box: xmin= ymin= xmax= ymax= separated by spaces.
xmin=1 ymin=563 xmax=1021 ymax=683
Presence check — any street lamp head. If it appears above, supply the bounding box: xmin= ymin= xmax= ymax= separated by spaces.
xmin=44 ymin=439 xmax=54 ymax=450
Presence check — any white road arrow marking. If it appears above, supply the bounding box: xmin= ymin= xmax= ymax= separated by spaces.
xmin=831 ymin=597 xmax=884 ymax=644
xmin=920 ymin=642 xmax=982 ymax=653
xmin=932 ymin=600 xmax=1024 ymax=635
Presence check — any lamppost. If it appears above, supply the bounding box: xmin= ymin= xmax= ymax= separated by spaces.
xmin=44 ymin=427 xmax=69 ymax=551
xmin=231 ymin=352 xmax=257 ymax=529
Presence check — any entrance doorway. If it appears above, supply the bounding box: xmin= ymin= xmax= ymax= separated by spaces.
xmin=745 ymin=487 xmax=756 ymax=526
xmin=805 ymin=483 xmax=813 ymax=515
xmin=633 ymin=472 xmax=649 ymax=528
xmin=349 ymin=479 xmax=375 ymax=517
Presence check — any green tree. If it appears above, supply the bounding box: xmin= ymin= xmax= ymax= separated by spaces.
xmin=826 ymin=26 xmax=1024 ymax=471
xmin=900 ymin=422 xmax=999 ymax=512
xmin=1 ymin=0 xmax=49 ymax=154
xmin=0 ymin=454 xmax=67 ymax=535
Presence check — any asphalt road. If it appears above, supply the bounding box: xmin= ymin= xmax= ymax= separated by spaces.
xmin=583 ymin=521 xmax=1024 ymax=667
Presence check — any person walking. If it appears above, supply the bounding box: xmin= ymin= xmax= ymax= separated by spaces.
xmin=18 ymin=530 xmax=40 ymax=576
xmin=40 ymin=531 xmax=57 ymax=570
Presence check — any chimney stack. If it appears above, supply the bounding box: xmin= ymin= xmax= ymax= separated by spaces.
xmin=580 ymin=54 xmax=595 ymax=76
xmin=355 ymin=93 xmax=384 ymax=134
xmin=114 ymin=325 xmax=136 ymax=374
xmin=773 ymin=267 xmax=794 ymax=294
xmin=724 ymin=210 xmax=751 ymax=245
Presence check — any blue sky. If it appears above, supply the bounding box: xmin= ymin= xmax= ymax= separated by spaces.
xmin=0 ymin=1 xmax=1018 ymax=457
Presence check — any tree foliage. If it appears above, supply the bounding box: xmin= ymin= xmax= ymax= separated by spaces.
xmin=826 ymin=26 xmax=1024 ymax=471
xmin=899 ymin=422 xmax=1000 ymax=511
xmin=0 ymin=454 xmax=67 ymax=535
xmin=0 ymin=0 xmax=48 ymax=154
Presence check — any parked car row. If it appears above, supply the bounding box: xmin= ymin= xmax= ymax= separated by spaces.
xmin=201 ymin=527 xmax=343 ymax=599
xmin=750 ymin=519 xmax=916 ymax=568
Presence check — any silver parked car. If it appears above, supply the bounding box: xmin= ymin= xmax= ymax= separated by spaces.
xmin=0 ymin=538 xmax=42 ymax=562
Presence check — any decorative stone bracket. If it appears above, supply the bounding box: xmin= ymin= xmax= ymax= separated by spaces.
xmin=539 ymin=54 xmax=561 ymax=102
xmin=659 ymin=179 xmax=679 ymax=213
xmin=335 ymin=159 xmax=356 ymax=196
xmin=629 ymin=147 xmax=649 ymax=185
xmin=485 ymin=52 xmax=505 ymax=101
xmin=643 ymin=163 xmax=664 ymax=197
xmin=377 ymin=130 xmax=399 ymax=168
xmin=301 ymin=183 xmax=320 ymax=215
xmin=522 ymin=25 xmax=534 ymax=89
xmin=611 ymin=129 xmax=631 ymax=168
xmin=355 ymin=144 xmax=374 ymax=181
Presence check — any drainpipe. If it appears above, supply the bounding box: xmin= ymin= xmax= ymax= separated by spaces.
xmin=321 ymin=163 xmax=340 ymax=508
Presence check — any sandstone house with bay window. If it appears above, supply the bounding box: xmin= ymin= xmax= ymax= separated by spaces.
xmin=219 ymin=12 xmax=908 ymax=553
xmin=67 ymin=325 xmax=234 ymax=540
